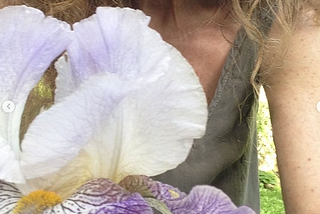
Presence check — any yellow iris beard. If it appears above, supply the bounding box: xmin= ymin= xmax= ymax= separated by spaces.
xmin=13 ymin=190 xmax=62 ymax=214
xmin=168 ymin=190 xmax=180 ymax=199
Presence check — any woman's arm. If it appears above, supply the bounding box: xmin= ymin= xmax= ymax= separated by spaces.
xmin=264 ymin=9 xmax=320 ymax=213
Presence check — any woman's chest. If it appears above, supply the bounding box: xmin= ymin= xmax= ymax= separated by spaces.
xmin=150 ymin=25 xmax=239 ymax=104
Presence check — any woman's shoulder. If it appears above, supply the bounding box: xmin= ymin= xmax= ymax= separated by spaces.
xmin=262 ymin=3 xmax=320 ymax=75
xmin=261 ymin=3 xmax=320 ymax=213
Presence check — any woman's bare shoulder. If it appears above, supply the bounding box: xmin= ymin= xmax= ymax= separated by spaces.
xmin=262 ymin=4 xmax=320 ymax=77
xmin=262 ymin=4 xmax=320 ymax=213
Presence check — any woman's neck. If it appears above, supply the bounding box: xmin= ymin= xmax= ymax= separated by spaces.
xmin=133 ymin=0 xmax=241 ymax=104
xmin=133 ymin=0 xmax=236 ymax=35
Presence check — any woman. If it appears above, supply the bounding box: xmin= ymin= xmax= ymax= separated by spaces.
xmin=2 ymin=0 xmax=320 ymax=213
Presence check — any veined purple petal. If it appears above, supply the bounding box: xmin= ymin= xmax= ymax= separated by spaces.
xmin=0 ymin=180 xmax=22 ymax=214
xmin=165 ymin=186 xmax=255 ymax=214
xmin=119 ymin=175 xmax=186 ymax=201
xmin=120 ymin=176 xmax=255 ymax=214
xmin=44 ymin=178 xmax=152 ymax=214
xmin=0 ymin=5 xmax=72 ymax=183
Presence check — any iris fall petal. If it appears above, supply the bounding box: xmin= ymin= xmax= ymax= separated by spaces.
xmin=0 ymin=180 xmax=22 ymax=214
xmin=120 ymin=175 xmax=256 ymax=214
xmin=44 ymin=178 xmax=152 ymax=214
xmin=165 ymin=186 xmax=256 ymax=214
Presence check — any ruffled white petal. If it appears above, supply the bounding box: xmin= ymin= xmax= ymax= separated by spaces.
xmin=66 ymin=7 xmax=176 ymax=85
xmin=20 ymin=7 xmax=207 ymax=197
xmin=0 ymin=143 xmax=24 ymax=183
xmin=20 ymin=73 xmax=129 ymax=195
xmin=0 ymin=6 xmax=72 ymax=183
xmin=67 ymin=7 xmax=207 ymax=179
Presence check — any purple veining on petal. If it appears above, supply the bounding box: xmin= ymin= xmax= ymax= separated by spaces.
xmin=90 ymin=194 xmax=152 ymax=214
xmin=0 ymin=180 xmax=22 ymax=214
xmin=165 ymin=186 xmax=256 ymax=214
xmin=45 ymin=178 xmax=152 ymax=214
xmin=119 ymin=175 xmax=186 ymax=201
xmin=120 ymin=175 xmax=256 ymax=214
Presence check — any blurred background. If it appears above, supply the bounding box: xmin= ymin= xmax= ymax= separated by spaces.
xmin=258 ymin=89 xmax=285 ymax=214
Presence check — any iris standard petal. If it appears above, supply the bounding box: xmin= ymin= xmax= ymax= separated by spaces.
xmin=54 ymin=54 xmax=75 ymax=103
xmin=43 ymin=178 xmax=152 ymax=214
xmin=67 ymin=7 xmax=152 ymax=85
xmin=58 ymin=6 xmax=206 ymax=99
xmin=0 ymin=5 xmax=72 ymax=183
xmin=20 ymin=73 xmax=129 ymax=196
xmin=61 ymin=6 xmax=207 ymax=182
xmin=21 ymin=6 xmax=206 ymax=198
xmin=54 ymin=6 xmax=161 ymax=101
xmin=0 ymin=180 xmax=23 ymax=214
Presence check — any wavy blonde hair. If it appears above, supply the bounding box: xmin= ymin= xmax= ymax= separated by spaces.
xmin=0 ymin=0 xmax=319 ymax=137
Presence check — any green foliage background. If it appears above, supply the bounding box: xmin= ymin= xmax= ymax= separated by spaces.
xmin=257 ymin=99 xmax=277 ymax=171
xmin=257 ymin=90 xmax=285 ymax=214
xmin=260 ymin=186 xmax=285 ymax=214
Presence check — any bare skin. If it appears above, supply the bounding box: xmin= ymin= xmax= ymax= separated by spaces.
xmin=263 ymin=9 xmax=320 ymax=213
xmin=139 ymin=1 xmax=320 ymax=213
xmin=136 ymin=0 xmax=240 ymax=104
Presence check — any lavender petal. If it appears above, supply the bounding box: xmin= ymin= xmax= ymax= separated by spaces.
xmin=45 ymin=178 xmax=152 ymax=214
xmin=120 ymin=175 xmax=256 ymax=214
